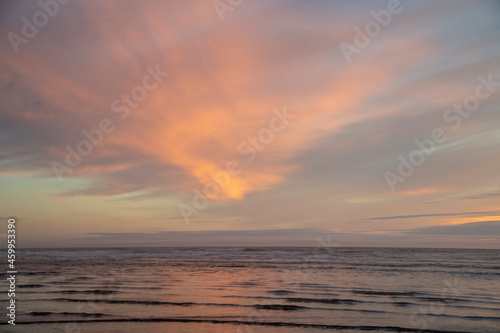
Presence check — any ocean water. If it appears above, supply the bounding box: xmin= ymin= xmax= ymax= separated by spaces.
xmin=1 ymin=247 xmax=499 ymax=332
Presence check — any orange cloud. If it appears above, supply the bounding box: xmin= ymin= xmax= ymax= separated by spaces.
xmin=0 ymin=0 xmax=437 ymax=200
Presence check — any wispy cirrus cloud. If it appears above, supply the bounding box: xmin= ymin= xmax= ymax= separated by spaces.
xmin=0 ymin=0 xmax=439 ymax=200
xmin=366 ymin=210 xmax=500 ymax=221
xmin=405 ymin=220 xmax=500 ymax=236
xmin=456 ymin=189 xmax=500 ymax=200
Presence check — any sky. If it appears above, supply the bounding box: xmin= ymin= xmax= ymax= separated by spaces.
xmin=1 ymin=0 xmax=500 ymax=248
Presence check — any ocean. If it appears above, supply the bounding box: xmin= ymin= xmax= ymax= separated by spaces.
xmin=1 ymin=247 xmax=499 ymax=332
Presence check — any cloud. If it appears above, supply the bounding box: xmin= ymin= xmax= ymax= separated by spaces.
xmin=366 ymin=210 xmax=500 ymax=221
xmin=75 ymin=228 xmax=325 ymax=247
xmin=457 ymin=189 xmax=500 ymax=200
xmin=42 ymin=226 xmax=499 ymax=248
xmin=406 ymin=221 xmax=500 ymax=236
xmin=1 ymin=1 xmax=500 ymax=249
xmin=0 ymin=0 xmax=441 ymax=201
